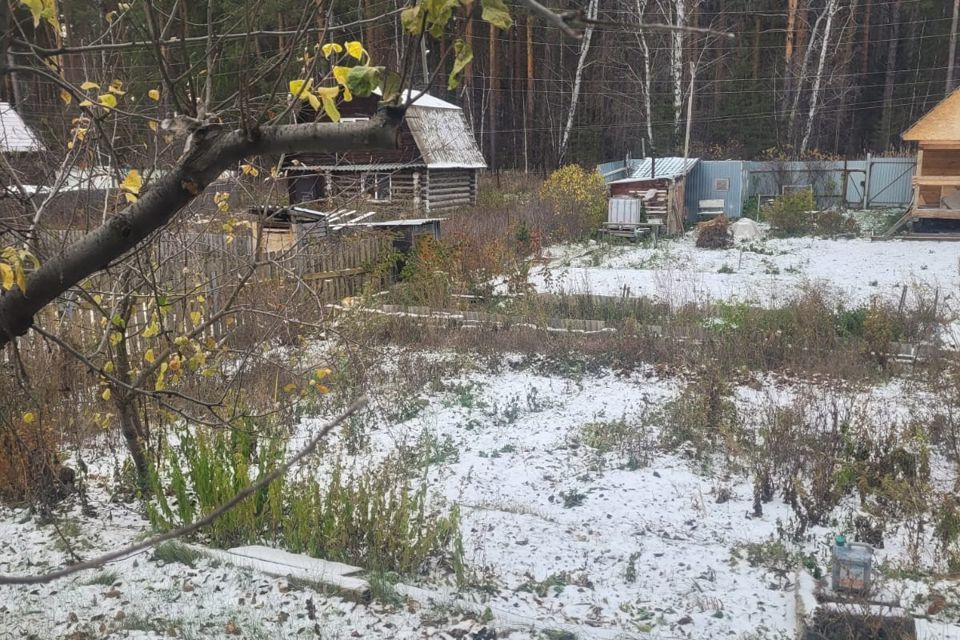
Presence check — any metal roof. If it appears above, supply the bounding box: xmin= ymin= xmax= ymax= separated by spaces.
xmin=343 ymin=218 xmax=445 ymax=227
xmin=0 ymin=102 xmax=43 ymax=152
xmin=287 ymin=163 xmax=424 ymax=172
xmin=404 ymin=102 xmax=487 ymax=169
xmin=608 ymin=157 xmax=699 ymax=183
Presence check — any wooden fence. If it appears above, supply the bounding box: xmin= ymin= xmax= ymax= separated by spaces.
xmin=4 ymin=229 xmax=395 ymax=360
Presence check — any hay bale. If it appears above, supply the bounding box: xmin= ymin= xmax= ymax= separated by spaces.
xmin=696 ymin=215 xmax=732 ymax=249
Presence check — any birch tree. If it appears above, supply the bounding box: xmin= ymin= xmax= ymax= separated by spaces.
xmin=656 ymin=0 xmax=697 ymax=144
xmin=558 ymin=0 xmax=599 ymax=164
xmin=800 ymin=0 xmax=841 ymax=155
xmin=634 ymin=0 xmax=656 ymax=152
xmin=788 ymin=5 xmax=828 ymax=146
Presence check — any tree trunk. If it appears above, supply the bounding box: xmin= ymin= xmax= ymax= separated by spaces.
xmin=525 ymin=15 xmax=534 ymax=172
xmin=860 ymin=0 xmax=872 ymax=75
xmin=878 ymin=0 xmax=903 ymax=148
xmin=948 ymin=0 xmax=960 ymax=94
xmin=670 ymin=0 xmax=687 ymax=144
xmin=558 ymin=0 xmax=598 ymax=164
xmin=636 ymin=0 xmax=656 ymax=153
xmin=488 ymin=21 xmax=498 ymax=173
xmin=753 ymin=15 xmax=761 ymax=82
xmin=683 ymin=61 xmax=696 ymax=159
xmin=784 ymin=0 xmax=798 ymax=103
xmin=788 ymin=7 xmax=827 ymax=147
xmin=800 ymin=0 xmax=839 ymax=155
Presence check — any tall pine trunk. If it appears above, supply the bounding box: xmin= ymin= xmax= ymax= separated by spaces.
xmin=525 ymin=15 xmax=535 ymax=172
xmin=878 ymin=0 xmax=903 ymax=148
xmin=948 ymin=0 xmax=960 ymax=94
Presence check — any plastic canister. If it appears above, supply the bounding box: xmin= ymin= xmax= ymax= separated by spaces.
xmin=831 ymin=536 xmax=873 ymax=595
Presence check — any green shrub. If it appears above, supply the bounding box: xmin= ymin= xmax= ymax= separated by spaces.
xmin=283 ymin=458 xmax=464 ymax=577
xmin=763 ymin=190 xmax=816 ymax=237
xmin=148 ymin=428 xmax=465 ymax=579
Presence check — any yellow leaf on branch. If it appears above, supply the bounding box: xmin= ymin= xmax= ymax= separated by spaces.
xmin=0 ymin=263 xmax=13 ymax=290
xmin=345 ymin=41 xmax=366 ymax=61
xmin=98 ymin=93 xmax=118 ymax=109
xmin=120 ymin=169 xmax=142 ymax=203
xmin=321 ymin=43 xmax=343 ymax=58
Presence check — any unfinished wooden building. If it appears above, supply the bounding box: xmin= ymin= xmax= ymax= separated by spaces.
xmin=285 ymin=91 xmax=486 ymax=215
xmin=898 ymin=88 xmax=960 ymax=231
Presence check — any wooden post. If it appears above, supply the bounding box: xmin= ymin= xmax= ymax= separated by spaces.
xmin=413 ymin=171 xmax=421 ymax=211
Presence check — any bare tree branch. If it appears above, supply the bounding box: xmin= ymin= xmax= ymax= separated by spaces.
xmin=0 ymin=108 xmax=405 ymax=348
xmin=0 ymin=398 xmax=368 ymax=586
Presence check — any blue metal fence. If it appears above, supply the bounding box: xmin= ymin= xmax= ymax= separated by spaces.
xmin=601 ymin=156 xmax=916 ymax=220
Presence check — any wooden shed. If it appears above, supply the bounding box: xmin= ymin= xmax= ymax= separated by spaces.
xmin=285 ymin=91 xmax=486 ymax=215
xmin=900 ymin=88 xmax=960 ymax=226
xmin=605 ymin=157 xmax=699 ymax=234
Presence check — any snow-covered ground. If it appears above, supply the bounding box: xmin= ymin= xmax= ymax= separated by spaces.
xmin=5 ymin=361 xmax=960 ymax=639
xmin=531 ymin=234 xmax=960 ymax=310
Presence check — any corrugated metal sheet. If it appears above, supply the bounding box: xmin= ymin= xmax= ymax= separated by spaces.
xmin=0 ymin=102 xmax=42 ymax=152
xmin=684 ymin=160 xmax=744 ymax=218
xmin=610 ymin=157 xmax=699 ymax=183
xmin=608 ymin=198 xmax=645 ymax=225
xmin=742 ymin=158 xmax=914 ymax=208
xmin=289 ymin=163 xmax=422 ymax=172
xmin=864 ymin=158 xmax=915 ymax=207
xmin=597 ymin=160 xmax=629 ymax=180
xmin=404 ymin=105 xmax=486 ymax=169
xmin=603 ymin=155 xmax=915 ymax=219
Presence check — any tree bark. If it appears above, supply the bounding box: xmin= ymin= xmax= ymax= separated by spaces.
xmin=948 ymin=0 xmax=960 ymax=94
xmin=488 ymin=21 xmax=498 ymax=173
xmin=878 ymin=0 xmax=903 ymax=148
xmin=525 ymin=15 xmax=535 ymax=173
xmin=788 ymin=6 xmax=827 ymax=147
xmin=800 ymin=0 xmax=839 ymax=156
xmin=635 ymin=0 xmax=655 ymax=153
xmin=0 ymin=110 xmax=404 ymax=348
xmin=860 ymin=0 xmax=872 ymax=75
xmin=669 ymin=0 xmax=687 ymax=144
xmin=558 ymin=0 xmax=598 ymax=164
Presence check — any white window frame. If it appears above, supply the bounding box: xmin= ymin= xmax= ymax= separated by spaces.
xmin=362 ymin=172 xmax=392 ymax=202
xmin=714 ymin=177 xmax=730 ymax=192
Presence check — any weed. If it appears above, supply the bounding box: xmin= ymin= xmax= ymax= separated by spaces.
xmin=718 ymin=264 xmax=735 ymax=274
xmin=410 ymin=430 xmax=460 ymax=467
xmin=558 ymin=490 xmax=586 ymax=508
xmin=49 ymin=518 xmax=83 ymax=553
xmin=150 ymin=427 xmax=466 ymax=579
xmin=153 ymin=541 xmax=202 ymax=567
xmin=367 ymin=571 xmax=404 ymax=607
xmin=84 ymin=571 xmax=118 ymax=586
xmin=445 ymin=382 xmax=486 ymax=410
xmin=657 ymin=369 xmax=740 ymax=463
xmin=389 ymin=397 xmax=429 ymax=424
xmin=624 ymin=552 xmax=640 ymax=583
xmin=579 ymin=417 xmax=652 ymax=468
xmin=518 ymin=572 xmax=569 ymax=597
